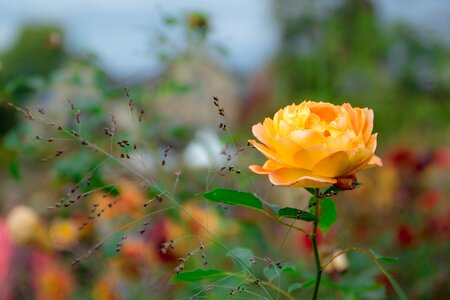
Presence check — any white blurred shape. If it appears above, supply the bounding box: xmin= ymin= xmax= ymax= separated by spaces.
xmin=183 ymin=128 xmax=225 ymax=169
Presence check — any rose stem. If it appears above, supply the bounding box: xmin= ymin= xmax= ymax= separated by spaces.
xmin=311 ymin=187 xmax=322 ymax=300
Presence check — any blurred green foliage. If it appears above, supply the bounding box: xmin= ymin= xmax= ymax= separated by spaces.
xmin=272 ymin=0 xmax=450 ymax=146
xmin=1 ymin=25 xmax=65 ymax=85
xmin=0 ymin=25 xmax=67 ymax=135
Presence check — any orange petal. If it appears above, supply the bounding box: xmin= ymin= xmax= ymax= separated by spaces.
xmin=273 ymin=135 xmax=300 ymax=159
xmin=325 ymin=135 xmax=352 ymax=151
xmin=252 ymin=123 xmax=271 ymax=147
xmin=343 ymin=103 xmax=358 ymax=133
xmin=308 ymin=102 xmax=338 ymax=122
xmin=356 ymin=108 xmax=365 ymax=135
xmin=249 ymin=140 xmax=290 ymax=165
xmin=289 ymin=129 xmax=326 ymax=147
xmin=249 ymin=164 xmax=271 ymax=174
xmin=293 ymin=144 xmax=330 ymax=170
xmin=362 ymin=108 xmax=374 ymax=141
xmin=345 ymin=149 xmax=376 ymax=175
xmin=268 ymin=168 xmax=336 ymax=188
xmin=263 ymin=159 xmax=286 ymax=171
xmin=262 ymin=118 xmax=276 ymax=135
xmin=312 ymin=151 xmax=351 ymax=177
xmin=366 ymin=133 xmax=377 ymax=152
xmin=278 ymin=120 xmax=294 ymax=136
xmin=367 ymin=155 xmax=383 ymax=167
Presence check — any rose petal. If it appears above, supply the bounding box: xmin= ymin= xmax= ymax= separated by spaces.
xmin=263 ymin=118 xmax=276 ymax=135
xmin=289 ymin=129 xmax=326 ymax=147
xmin=252 ymin=123 xmax=271 ymax=147
xmin=249 ymin=160 xmax=286 ymax=175
xmin=312 ymin=151 xmax=351 ymax=177
xmin=366 ymin=133 xmax=377 ymax=152
xmin=362 ymin=109 xmax=374 ymax=142
xmin=278 ymin=120 xmax=294 ymax=136
xmin=345 ymin=149 xmax=375 ymax=174
xmin=325 ymin=135 xmax=352 ymax=151
xmin=268 ymin=168 xmax=336 ymax=188
xmin=293 ymin=144 xmax=330 ymax=170
xmin=249 ymin=164 xmax=271 ymax=174
xmin=367 ymin=155 xmax=383 ymax=167
xmin=309 ymin=102 xmax=338 ymax=122
xmin=263 ymin=159 xmax=286 ymax=171
xmin=343 ymin=103 xmax=358 ymax=133
xmin=274 ymin=135 xmax=300 ymax=158
xmin=249 ymin=140 xmax=291 ymax=165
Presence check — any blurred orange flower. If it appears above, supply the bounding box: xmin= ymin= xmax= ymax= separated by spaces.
xmin=92 ymin=275 xmax=119 ymax=300
xmin=49 ymin=218 xmax=79 ymax=250
xmin=249 ymin=101 xmax=382 ymax=188
xmin=31 ymin=251 xmax=75 ymax=300
xmin=90 ymin=181 xmax=146 ymax=220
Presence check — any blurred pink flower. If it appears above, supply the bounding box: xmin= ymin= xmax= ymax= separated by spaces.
xmin=0 ymin=220 xmax=14 ymax=300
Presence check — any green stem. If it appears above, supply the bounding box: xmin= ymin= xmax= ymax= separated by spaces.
xmin=311 ymin=188 xmax=322 ymax=300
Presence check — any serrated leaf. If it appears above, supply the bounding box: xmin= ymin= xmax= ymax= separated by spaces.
xmin=201 ymin=188 xmax=263 ymax=211
xmin=171 ymin=269 xmax=225 ymax=283
xmin=227 ymin=247 xmax=255 ymax=270
xmin=278 ymin=207 xmax=318 ymax=222
xmin=318 ymin=198 xmax=336 ymax=236
xmin=288 ymin=279 xmax=315 ymax=293
xmin=369 ymin=249 xmax=399 ymax=263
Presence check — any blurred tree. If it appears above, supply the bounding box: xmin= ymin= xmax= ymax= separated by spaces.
xmin=271 ymin=0 xmax=450 ymax=146
xmin=1 ymin=25 xmax=65 ymax=85
xmin=0 ymin=25 xmax=66 ymax=135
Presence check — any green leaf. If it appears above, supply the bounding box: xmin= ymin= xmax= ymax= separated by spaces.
xmin=321 ymin=183 xmax=362 ymax=196
xmin=308 ymin=196 xmax=315 ymax=214
xmin=321 ymin=186 xmax=341 ymax=196
xmin=278 ymin=207 xmax=318 ymax=222
xmin=288 ymin=283 xmax=303 ymax=293
xmin=171 ymin=269 xmax=225 ymax=283
xmin=288 ymin=279 xmax=315 ymax=293
xmin=201 ymin=188 xmax=263 ymax=211
xmin=353 ymin=248 xmax=407 ymax=300
xmin=318 ymin=198 xmax=336 ymax=236
xmin=305 ymin=188 xmax=315 ymax=195
xmin=263 ymin=266 xmax=280 ymax=281
xmin=227 ymin=247 xmax=255 ymax=271
xmin=371 ymin=258 xmax=408 ymax=300
xmin=302 ymin=279 xmax=316 ymax=288
xmin=8 ymin=157 xmax=21 ymax=181
xmin=369 ymin=249 xmax=399 ymax=263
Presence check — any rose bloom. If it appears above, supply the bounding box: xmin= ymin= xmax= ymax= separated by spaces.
xmin=249 ymin=101 xmax=382 ymax=188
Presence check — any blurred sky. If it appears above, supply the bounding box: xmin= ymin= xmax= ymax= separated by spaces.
xmin=1 ymin=0 xmax=449 ymax=80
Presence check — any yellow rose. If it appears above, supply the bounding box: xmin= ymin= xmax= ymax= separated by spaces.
xmin=249 ymin=101 xmax=382 ymax=188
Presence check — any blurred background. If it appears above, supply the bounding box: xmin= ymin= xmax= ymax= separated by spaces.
xmin=0 ymin=0 xmax=449 ymax=299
